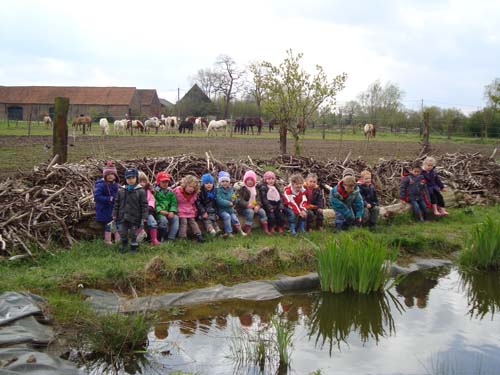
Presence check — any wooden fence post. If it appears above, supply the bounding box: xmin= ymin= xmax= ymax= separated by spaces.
xmin=53 ymin=97 xmax=69 ymax=163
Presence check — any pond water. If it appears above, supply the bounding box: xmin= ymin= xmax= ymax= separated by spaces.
xmin=85 ymin=267 xmax=500 ymax=374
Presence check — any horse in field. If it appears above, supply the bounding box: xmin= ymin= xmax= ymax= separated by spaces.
xmin=43 ymin=115 xmax=52 ymax=129
xmin=195 ymin=117 xmax=209 ymax=130
xmin=72 ymin=116 xmax=92 ymax=132
xmin=145 ymin=117 xmax=161 ymax=134
xmin=113 ymin=120 xmax=127 ymax=134
xmin=363 ymin=123 xmax=376 ymax=139
xmin=99 ymin=118 xmax=109 ymax=135
xmin=179 ymin=117 xmax=194 ymax=134
xmin=269 ymin=118 xmax=278 ymax=132
xmin=126 ymin=120 xmax=145 ymax=133
xmin=207 ymin=119 xmax=228 ymax=136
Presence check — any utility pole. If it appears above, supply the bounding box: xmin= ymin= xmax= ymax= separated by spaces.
xmin=419 ymin=99 xmax=424 ymax=138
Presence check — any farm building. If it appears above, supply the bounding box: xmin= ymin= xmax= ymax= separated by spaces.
xmin=176 ymin=84 xmax=217 ymax=117
xmin=0 ymin=86 xmax=161 ymax=121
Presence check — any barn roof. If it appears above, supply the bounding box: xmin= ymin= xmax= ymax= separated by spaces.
xmin=137 ymin=89 xmax=159 ymax=106
xmin=0 ymin=86 xmax=137 ymax=105
xmin=159 ymin=98 xmax=174 ymax=107
xmin=178 ymin=84 xmax=212 ymax=104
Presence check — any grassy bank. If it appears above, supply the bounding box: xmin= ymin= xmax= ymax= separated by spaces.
xmin=0 ymin=205 xmax=499 ymax=325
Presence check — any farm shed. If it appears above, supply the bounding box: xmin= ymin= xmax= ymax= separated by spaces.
xmin=0 ymin=86 xmax=160 ymax=121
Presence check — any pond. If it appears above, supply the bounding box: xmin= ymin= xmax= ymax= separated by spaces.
xmin=84 ymin=267 xmax=500 ymax=374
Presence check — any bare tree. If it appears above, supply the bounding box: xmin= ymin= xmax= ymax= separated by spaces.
xmin=191 ymin=68 xmax=219 ymax=100
xmin=213 ymin=55 xmax=245 ymax=119
xmin=248 ymin=62 xmax=266 ymax=116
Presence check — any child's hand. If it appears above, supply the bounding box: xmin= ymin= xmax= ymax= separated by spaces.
xmin=167 ymin=212 xmax=174 ymax=219
xmin=299 ymin=211 xmax=307 ymax=219
xmin=202 ymin=212 xmax=208 ymax=219
xmin=317 ymin=208 xmax=323 ymax=214
xmin=109 ymin=197 xmax=114 ymax=202
xmin=367 ymin=203 xmax=372 ymax=209
xmin=356 ymin=217 xmax=362 ymax=223
xmin=253 ymin=206 xmax=260 ymax=213
xmin=442 ymin=187 xmax=447 ymax=192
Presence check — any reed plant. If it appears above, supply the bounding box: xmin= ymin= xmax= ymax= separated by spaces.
xmin=272 ymin=317 xmax=294 ymax=369
xmin=458 ymin=216 xmax=500 ymax=270
xmin=315 ymin=233 xmax=396 ymax=294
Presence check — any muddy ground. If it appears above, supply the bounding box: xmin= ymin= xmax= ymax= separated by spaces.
xmin=1 ymin=134 xmax=497 ymax=177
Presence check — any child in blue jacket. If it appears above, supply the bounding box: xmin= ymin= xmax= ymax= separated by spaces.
xmin=329 ymin=175 xmax=363 ymax=231
xmin=93 ymin=162 xmax=119 ymax=245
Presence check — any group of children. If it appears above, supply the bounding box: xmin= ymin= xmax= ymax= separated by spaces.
xmin=93 ymin=157 xmax=447 ymax=252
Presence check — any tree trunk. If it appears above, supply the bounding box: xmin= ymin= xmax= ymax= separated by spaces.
xmin=53 ymin=97 xmax=69 ymax=163
xmin=280 ymin=126 xmax=287 ymax=154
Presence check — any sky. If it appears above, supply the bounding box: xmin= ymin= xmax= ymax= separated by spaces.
xmin=1 ymin=0 xmax=498 ymax=113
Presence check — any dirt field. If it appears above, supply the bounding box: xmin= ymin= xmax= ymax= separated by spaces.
xmin=1 ymin=134 xmax=498 ymax=177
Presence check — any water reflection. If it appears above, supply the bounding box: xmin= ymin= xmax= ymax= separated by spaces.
xmin=460 ymin=270 xmax=500 ymax=319
xmin=306 ymin=291 xmax=402 ymax=355
xmin=395 ymin=267 xmax=449 ymax=308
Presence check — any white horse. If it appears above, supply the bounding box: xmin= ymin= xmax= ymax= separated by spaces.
xmin=99 ymin=118 xmax=109 ymax=135
xmin=145 ymin=117 xmax=160 ymax=134
xmin=43 ymin=115 xmax=52 ymax=129
xmin=363 ymin=123 xmax=376 ymax=139
xmin=165 ymin=116 xmax=178 ymax=133
xmin=113 ymin=119 xmax=127 ymax=134
xmin=207 ymin=119 xmax=228 ymax=136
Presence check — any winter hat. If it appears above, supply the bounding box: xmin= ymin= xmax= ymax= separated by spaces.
xmin=243 ymin=170 xmax=257 ymax=184
xmin=156 ymin=171 xmax=171 ymax=185
xmin=102 ymin=161 xmax=118 ymax=181
xmin=218 ymin=171 xmax=230 ymax=183
xmin=124 ymin=167 xmax=138 ymax=179
xmin=342 ymin=168 xmax=355 ymax=179
xmin=263 ymin=171 xmax=276 ymax=181
xmin=201 ymin=173 xmax=215 ymax=185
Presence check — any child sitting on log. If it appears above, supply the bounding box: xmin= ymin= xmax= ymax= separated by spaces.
xmin=138 ymin=172 xmax=160 ymax=246
xmin=196 ymin=173 xmax=221 ymax=236
xmin=283 ymin=173 xmax=310 ymax=235
xmin=173 ymin=175 xmax=204 ymax=243
xmin=304 ymin=173 xmax=325 ymax=230
xmin=112 ymin=167 xmax=148 ymax=253
xmin=329 ymin=175 xmax=363 ymax=231
xmin=94 ymin=161 xmax=119 ymax=245
xmin=400 ymin=161 xmax=431 ymax=221
xmin=357 ymin=170 xmax=380 ymax=228
xmin=154 ymin=171 xmax=179 ymax=242
xmin=258 ymin=171 xmax=286 ymax=234
xmin=421 ymin=157 xmax=449 ymax=216
xmin=235 ymin=170 xmax=270 ymax=235
xmin=216 ymin=171 xmax=246 ymax=238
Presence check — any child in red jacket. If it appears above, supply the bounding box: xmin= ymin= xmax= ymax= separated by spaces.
xmin=283 ymin=173 xmax=309 ymax=235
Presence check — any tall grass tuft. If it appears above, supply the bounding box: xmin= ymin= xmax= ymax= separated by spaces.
xmin=78 ymin=312 xmax=153 ymax=364
xmin=272 ymin=317 xmax=293 ymax=369
xmin=458 ymin=216 xmax=500 ymax=270
xmin=315 ymin=233 xmax=396 ymax=294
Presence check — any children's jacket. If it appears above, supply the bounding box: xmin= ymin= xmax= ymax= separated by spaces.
xmin=399 ymin=173 xmax=431 ymax=205
xmin=173 ymin=186 xmax=198 ymax=218
xmin=357 ymin=181 xmax=379 ymax=207
xmin=93 ymin=178 xmax=119 ymax=222
xmin=283 ymin=185 xmax=308 ymax=215
xmin=258 ymin=183 xmax=285 ymax=212
xmin=329 ymin=181 xmax=364 ymax=220
xmin=235 ymin=184 xmax=263 ymax=210
xmin=421 ymin=167 xmax=445 ymax=194
xmin=113 ymin=184 xmax=148 ymax=225
xmin=216 ymin=186 xmax=236 ymax=214
xmin=196 ymin=187 xmax=218 ymax=218
xmin=304 ymin=185 xmax=325 ymax=210
xmin=154 ymin=184 xmax=178 ymax=214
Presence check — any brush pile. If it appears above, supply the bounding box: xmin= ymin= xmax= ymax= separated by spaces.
xmin=1 ymin=152 xmax=499 ymax=256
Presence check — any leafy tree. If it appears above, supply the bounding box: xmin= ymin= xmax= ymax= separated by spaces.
xmin=485 ymin=78 xmax=500 ymax=108
xmin=258 ymin=49 xmax=347 ymax=154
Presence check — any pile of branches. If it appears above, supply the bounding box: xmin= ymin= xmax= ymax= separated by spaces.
xmin=1 ymin=151 xmax=499 ymax=257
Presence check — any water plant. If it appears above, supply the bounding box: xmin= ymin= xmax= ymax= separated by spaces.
xmin=458 ymin=216 xmax=500 ymax=270
xmin=272 ymin=316 xmax=294 ymax=369
xmin=78 ymin=311 xmax=154 ymax=366
xmin=315 ymin=232 xmax=396 ymax=294
xmin=460 ymin=270 xmax=500 ymax=319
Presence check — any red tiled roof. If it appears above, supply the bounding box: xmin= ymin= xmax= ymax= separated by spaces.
xmin=137 ymin=89 xmax=159 ymax=106
xmin=0 ymin=86 xmax=137 ymax=105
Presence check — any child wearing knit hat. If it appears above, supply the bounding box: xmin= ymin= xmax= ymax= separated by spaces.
xmin=258 ymin=171 xmax=286 ymax=233
xmin=153 ymin=171 xmax=179 ymax=242
xmin=216 ymin=171 xmax=246 ymax=237
xmin=196 ymin=173 xmax=221 ymax=236
xmin=235 ymin=170 xmax=270 ymax=235
xmin=93 ymin=161 xmax=120 ymax=245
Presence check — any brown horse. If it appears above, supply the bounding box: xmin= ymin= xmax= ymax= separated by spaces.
xmin=72 ymin=116 xmax=92 ymax=132
xmin=126 ymin=120 xmax=145 ymax=133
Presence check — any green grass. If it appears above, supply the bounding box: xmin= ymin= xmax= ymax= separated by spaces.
xmin=458 ymin=216 xmax=500 ymax=270
xmin=316 ymin=231 xmax=396 ymax=294
xmin=0 ymin=205 xmax=499 ymax=326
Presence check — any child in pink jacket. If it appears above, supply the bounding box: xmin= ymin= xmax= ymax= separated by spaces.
xmin=173 ymin=175 xmax=204 ymax=242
